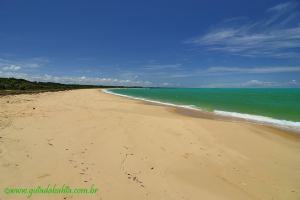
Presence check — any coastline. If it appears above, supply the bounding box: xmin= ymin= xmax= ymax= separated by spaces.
xmin=103 ymin=88 xmax=300 ymax=134
xmin=1 ymin=89 xmax=300 ymax=200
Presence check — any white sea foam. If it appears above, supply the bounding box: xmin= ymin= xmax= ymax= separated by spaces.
xmin=103 ymin=89 xmax=300 ymax=133
xmin=102 ymin=89 xmax=201 ymax=111
xmin=214 ymin=110 xmax=300 ymax=132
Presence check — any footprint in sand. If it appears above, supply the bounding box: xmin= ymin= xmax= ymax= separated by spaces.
xmin=183 ymin=153 xmax=192 ymax=159
xmin=37 ymin=174 xmax=51 ymax=179
xmin=63 ymin=195 xmax=73 ymax=200
xmin=127 ymin=173 xmax=145 ymax=188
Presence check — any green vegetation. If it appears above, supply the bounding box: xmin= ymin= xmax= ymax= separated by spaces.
xmin=0 ymin=77 xmax=133 ymax=95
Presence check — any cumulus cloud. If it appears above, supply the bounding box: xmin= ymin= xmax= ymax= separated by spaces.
xmin=241 ymin=80 xmax=276 ymax=87
xmin=168 ymin=66 xmax=300 ymax=78
xmin=2 ymin=65 xmax=21 ymax=71
xmin=0 ymin=57 xmax=48 ymax=70
xmin=0 ymin=71 xmax=152 ymax=86
xmin=186 ymin=1 xmax=300 ymax=58
xmin=202 ymin=79 xmax=299 ymax=88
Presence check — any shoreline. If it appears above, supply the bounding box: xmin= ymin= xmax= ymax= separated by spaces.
xmin=103 ymin=88 xmax=300 ymax=135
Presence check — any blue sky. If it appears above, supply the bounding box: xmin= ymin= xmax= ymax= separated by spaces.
xmin=0 ymin=0 xmax=300 ymax=87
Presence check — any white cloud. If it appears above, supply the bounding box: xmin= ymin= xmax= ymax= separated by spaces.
xmin=0 ymin=57 xmax=48 ymax=70
xmin=168 ymin=66 xmax=300 ymax=78
xmin=186 ymin=1 xmax=300 ymax=58
xmin=143 ymin=64 xmax=182 ymax=70
xmin=161 ymin=82 xmax=172 ymax=86
xmin=241 ymin=80 xmax=276 ymax=87
xmin=2 ymin=65 xmax=21 ymax=71
xmin=26 ymin=63 xmax=41 ymax=68
xmin=267 ymin=1 xmax=298 ymax=12
xmin=202 ymin=79 xmax=299 ymax=88
xmin=207 ymin=66 xmax=300 ymax=74
xmin=0 ymin=72 xmax=152 ymax=86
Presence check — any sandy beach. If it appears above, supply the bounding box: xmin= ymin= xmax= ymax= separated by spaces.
xmin=0 ymin=89 xmax=300 ymax=200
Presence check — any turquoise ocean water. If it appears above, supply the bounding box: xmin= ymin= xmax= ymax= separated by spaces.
xmin=105 ymin=88 xmax=300 ymax=131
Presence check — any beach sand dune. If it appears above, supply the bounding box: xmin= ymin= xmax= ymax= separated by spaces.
xmin=0 ymin=89 xmax=299 ymax=200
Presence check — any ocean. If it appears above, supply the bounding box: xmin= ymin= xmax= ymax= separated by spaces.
xmin=105 ymin=88 xmax=300 ymax=131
